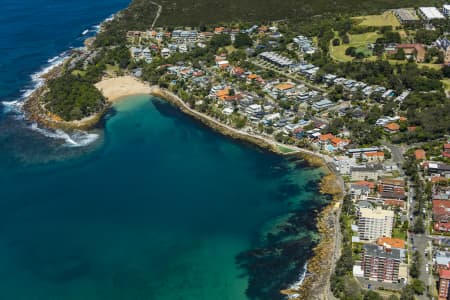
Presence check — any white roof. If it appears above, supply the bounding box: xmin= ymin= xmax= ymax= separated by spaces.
xmin=419 ymin=7 xmax=445 ymax=19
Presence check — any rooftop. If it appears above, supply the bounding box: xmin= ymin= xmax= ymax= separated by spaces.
xmin=359 ymin=206 xmax=394 ymax=219
xmin=363 ymin=244 xmax=401 ymax=260
xmin=377 ymin=237 xmax=405 ymax=249
xmin=419 ymin=7 xmax=445 ymax=19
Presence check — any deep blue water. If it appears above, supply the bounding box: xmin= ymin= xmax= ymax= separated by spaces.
xmin=0 ymin=0 xmax=130 ymax=102
xmin=0 ymin=1 xmax=328 ymax=299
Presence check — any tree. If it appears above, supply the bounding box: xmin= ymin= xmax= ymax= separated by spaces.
xmin=394 ymin=48 xmax=406 ymax=60
xmin=345 ymin=47 xmax=357 ymax=56
xmin=410 ymin=279 xmax=425 ymax=295
xmin=210 ymin=34 xmax=232 ymax=49
xmin=373 ymin=43 xmax=384 ymax=57
xmin=364 ymin=290 xmax=383 ymax=300
xmin=342 ymin=34 xmax=350 ymax=44
xmin=234 ymin=33 xmax=253 ymax=48
xmin=400 ymin=285 xmax=415 ymax=300
xmin=332 ymin=38 xmax=340 ymax=46
xmin=443 ymin=65 xmax=450 ymax=78
xmin=413 ymin=217 xmax=425 ymax=234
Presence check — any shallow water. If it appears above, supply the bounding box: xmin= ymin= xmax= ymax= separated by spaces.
xmin=0 ymin=96 xmax=328 ymax=299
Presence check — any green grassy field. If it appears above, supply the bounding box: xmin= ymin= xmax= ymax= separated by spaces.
xmin=330 ymin=32 xmax=381 ymax=62
xmin=352 ymin=12 xmax=400 ymax=27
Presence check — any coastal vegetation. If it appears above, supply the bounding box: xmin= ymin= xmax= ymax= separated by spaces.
xmin=157 ymin=0 xmax=433 ymax=26
xmin=94 ymin=0 xmax=158 ymax=47
xmin=43 ymin=74 xmax=105 ymax=121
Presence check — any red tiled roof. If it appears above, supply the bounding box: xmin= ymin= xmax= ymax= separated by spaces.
xmin=433 ymin=200 xmax=450 ymax=218
xmin=435 ymin=222 xmax=450 ymax=232
xmin=431 ymin=176 xmax=447 ymax=183
xmin=385 ymin=123 xmax=400 ymax=131
xmin=354 ymin=181 xmax=376 ymax=189
xmin=377 ymin=237 xmax=405 ymax=249
xmin=384 ymin=199 xmax=405 ymax=208
xmin=415 ymin=149 xmax=426 ymax=160
xmin=440 ymin=269 xmax=450 ymax=279
xmin=364 ymin=151 xmax=384 ymax=157
xmin=319 ymin=133 xmax=335 ymax=141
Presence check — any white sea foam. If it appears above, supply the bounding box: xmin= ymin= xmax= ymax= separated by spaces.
xmin=285 ymin=262 xmax=308 ymax=299
xmin=1 ymin=13 xmax=116 ymax=147
xmin=29 ymin=123 xmax=99 ymax=147
xmin=18 ymin=51 xmax=70 ymax=102
xmin=2 ymin=100 xmax=24 ymax=114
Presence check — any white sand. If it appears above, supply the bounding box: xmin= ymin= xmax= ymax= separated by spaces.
xmin=95 ymin=76 xmax=152 ymax=102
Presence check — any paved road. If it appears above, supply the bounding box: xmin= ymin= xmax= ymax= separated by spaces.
xmin=411 ymin=234 xmax=436 ymax=299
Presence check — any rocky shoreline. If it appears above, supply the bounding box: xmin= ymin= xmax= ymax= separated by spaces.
xmin=147 ymin=87 xmax=345 ymax=300
xmin=23 ymin=81 xmax=344 ymax=300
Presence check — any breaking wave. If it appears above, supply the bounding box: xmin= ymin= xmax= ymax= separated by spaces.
xmin=29 ymin=123 xmax=99 ymax=147
xmin=1 ymin=13 xmax=117 ymax=147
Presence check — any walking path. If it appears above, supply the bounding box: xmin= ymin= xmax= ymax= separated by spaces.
xmin=150 ymin=1 xmax=162 ymax=29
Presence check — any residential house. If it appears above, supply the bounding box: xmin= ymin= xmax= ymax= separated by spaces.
xmin=395 ymin=44 xmax=426 ymax=62
xmin=384 ymin=123 xmax=400 ymax=133
xmin=415 ymin=149 xmax=426 ymax=161
xmin=443 ymin=144 xmax=450 ymax=158
xmin=423 ymin=161 xmax=450 ymax=177
xmin=433 ymin=200 xmax=450 ymax=231
xmin=378 ymin=178 xmax=406 ymax=200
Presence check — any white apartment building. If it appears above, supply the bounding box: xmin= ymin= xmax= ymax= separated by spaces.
xmin=358 ymin=207 xmax=394 ymax=241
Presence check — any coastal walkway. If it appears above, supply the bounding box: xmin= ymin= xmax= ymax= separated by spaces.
xmin=149 ymin=86 xmax=333 ymax=163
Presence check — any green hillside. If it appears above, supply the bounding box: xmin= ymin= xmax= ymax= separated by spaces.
xmin=156 ymin=0 xmax=434 ymax=26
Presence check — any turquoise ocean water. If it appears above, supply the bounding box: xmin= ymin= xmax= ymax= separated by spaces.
xmin=0 ymin=0 xmax=329 ymax=298
xmin=0 ymin=96 xmax=328 ymax=299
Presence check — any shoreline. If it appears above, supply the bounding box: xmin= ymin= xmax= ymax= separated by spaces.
xmin=23 ymin=75 xmax=345 ymax=299
xmin=147 ymin=86 xmax=344 ymax=300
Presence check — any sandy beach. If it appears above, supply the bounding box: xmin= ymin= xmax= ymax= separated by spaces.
xmin=95 ymin=76 xmax=152 ymax=102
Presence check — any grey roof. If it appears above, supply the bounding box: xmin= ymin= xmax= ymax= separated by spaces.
xmin=363 ymin=244 xmax=401 ymax=260
xmin=436 ymin=251 xmax=450 ymax=265
xmin=351 ymin=164 xmax=384 ymax=172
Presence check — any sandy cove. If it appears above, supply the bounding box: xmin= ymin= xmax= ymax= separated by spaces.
xmin=25 ymin=74 xmax=344 ymax=299
xmin=94 ymin=76 xmax=152 ymax=102
xmin=93 ymin=76 xmax=344 ymax=300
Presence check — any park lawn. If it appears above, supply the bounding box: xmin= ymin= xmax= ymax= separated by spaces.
xmin=71 ymin=70 xmax=86 ymax=77
xmin=392 ymin=227 xmax=407 ymax=240
xmin=419 ymin=63 xmax=443 ymax=70
xmin=277 ymin=145 xmax=297 ymax=154
xmin=330 ymin=32 xmax=382 ymax=62
xmin=441 ymin=78 xmax=450 ymax=91
xmin=225 ymin=45 xmax=237 ymax=53
xmin=352 ymin=12 xmax=400 ymax=28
